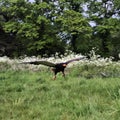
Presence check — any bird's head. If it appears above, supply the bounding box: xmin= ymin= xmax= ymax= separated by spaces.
xmin=62 ymin=63 xmax=67 ymax=67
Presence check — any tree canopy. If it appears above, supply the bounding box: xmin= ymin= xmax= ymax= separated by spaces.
xmin=0 ymin=0 xmax=120 ymax=60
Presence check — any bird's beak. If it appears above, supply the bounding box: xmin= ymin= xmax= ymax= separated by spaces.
xmin=63 ymin=64 xmax=67 ymax=67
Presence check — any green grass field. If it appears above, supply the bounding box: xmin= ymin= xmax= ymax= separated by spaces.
xmin=0 ymin=62 xmax=120 ymax=120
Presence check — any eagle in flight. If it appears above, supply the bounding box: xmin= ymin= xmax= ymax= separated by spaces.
xmin=21 ymin=57 xmax=85 ymax=80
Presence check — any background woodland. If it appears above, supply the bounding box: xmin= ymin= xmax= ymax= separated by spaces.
xmin=0 ymin=0 xmax=120 ymax=60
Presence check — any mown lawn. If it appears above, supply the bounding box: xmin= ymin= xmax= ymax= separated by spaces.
xmin=0 ymin=65 xmax=120 ymax=120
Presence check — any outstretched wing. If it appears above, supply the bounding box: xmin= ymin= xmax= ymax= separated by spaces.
xmin=21 ymin=61 xmax=55 ymax=67
xmin=65 ymin=57 xmax=85 ymax=64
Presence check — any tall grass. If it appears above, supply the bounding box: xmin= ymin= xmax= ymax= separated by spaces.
xmin=0 ymin=54 xmax=120 ymax=120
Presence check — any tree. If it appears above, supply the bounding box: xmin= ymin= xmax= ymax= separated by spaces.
xmin=0 ymin=0 xmax=32 ymax=56
xmin=85 ymin=0 xmax=120 ymax=60
xmin=0 ymin=0 xmax=119 ymax=59
xmin=53 ymin=0 xmax=92 ymax=55
xmin=56 ymin=10 xmax=92 ymax=54
xmin=0 ymin=0 xmax=66 ymax=57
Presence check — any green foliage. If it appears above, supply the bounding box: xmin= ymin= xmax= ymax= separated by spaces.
xmin=0 ymin=62 xmax=11 ymax=71
xmin=56 ymin=10 xmax=92 ymax=53
xmin=86 ymin=0 xmax=120 ymax=60
xmin=0 ymin=0 xmax=120 ymax=59
xmin=57 ymin=10 xmax=90 ymax=32
xmin=92 ymin=18 xmax=120 ymax=59
xmin=70 ymin=63 xmax=120 ymax=79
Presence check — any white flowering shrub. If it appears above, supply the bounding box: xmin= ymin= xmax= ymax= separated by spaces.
xmin=0 ymin=51 xmax=120 ymax=78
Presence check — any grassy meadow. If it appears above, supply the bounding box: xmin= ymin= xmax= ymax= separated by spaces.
xmin=0 ymin=55 xmax=120 ymax=120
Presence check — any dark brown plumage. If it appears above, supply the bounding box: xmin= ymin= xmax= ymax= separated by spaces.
xmin=21 ymin=57 xmax=85 ymax=80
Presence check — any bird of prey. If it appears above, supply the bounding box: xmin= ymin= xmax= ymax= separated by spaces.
xmin=21 ymin=57 xmax=85 ymax=80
